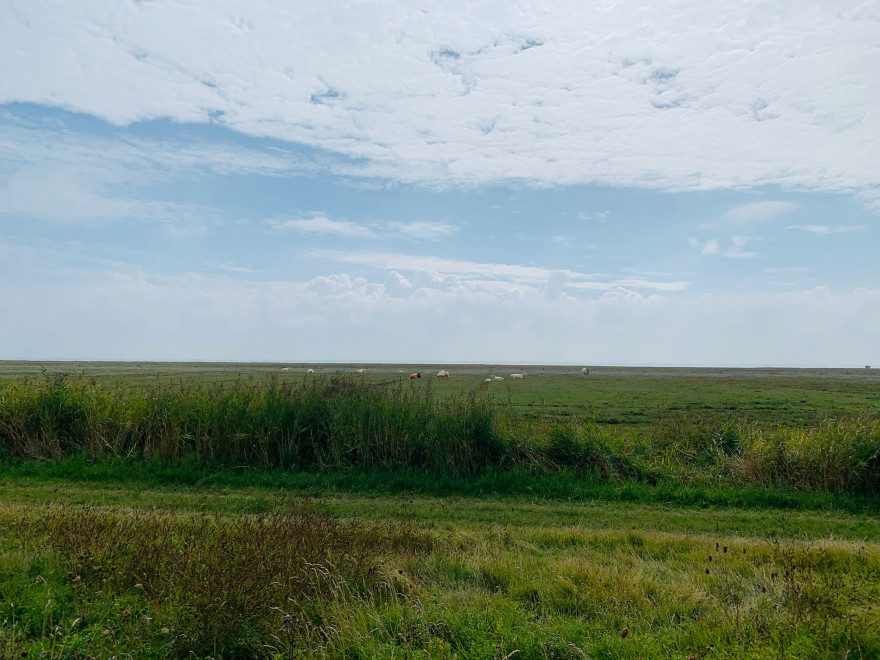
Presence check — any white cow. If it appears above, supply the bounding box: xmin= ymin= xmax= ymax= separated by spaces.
xmin=493 ymin=376 xmax=504 ymax=381
xmin=484 ymin=378 xmax=492 ymax=383
xmin=306 ymin=368 xmax=314 ymax=374
xmin=281 ymin=367 xmax=291 ymax=372
xmin=510 ymin=373 xmax=526 ymax=379
xmin=581 ymin=367 xmax=590 ymax=376
xmin=437 ymin=370 xmax=450 ymax=378
xmin=355 ymin=369 xmax=365 ymax=374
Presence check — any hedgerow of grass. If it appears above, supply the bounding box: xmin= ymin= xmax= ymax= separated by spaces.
xmin=1 ymin=376 xmax=879 ymax=493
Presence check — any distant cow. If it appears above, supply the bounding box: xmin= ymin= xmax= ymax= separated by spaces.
xmin=355 ymin=369 xmax=365 ymax=374
xmin=437 ymin=370 xmax=450 ymax=378
xmin=409 ymin=372 xmax=422 ymax=379
xmin=306 ymin=368 xmax=314 ymax=374
xmin=281 ymin=367 xmax=291 ymax=372
xmin=493 ymin=376 xmax=504 ymax=381
xmin=581 ymin=367 xmax=590 ymax=376
xmin=510 ymin=373 xmax=526 ymax=379
xmin=484 ymin=378 xmax=492 ymax=383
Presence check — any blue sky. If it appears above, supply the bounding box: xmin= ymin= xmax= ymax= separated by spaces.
xmin=1 ymin=1 xmax=878 ymax=365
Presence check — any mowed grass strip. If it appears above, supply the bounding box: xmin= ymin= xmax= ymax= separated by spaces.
xmin=1 ymin=494 xmax=878 ymax=659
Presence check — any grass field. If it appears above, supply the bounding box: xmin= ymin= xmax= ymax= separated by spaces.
xmin=1 ymin=361 xmax=878 ymax=658
xmin=3 ymin=360 xmax=879 ymax=427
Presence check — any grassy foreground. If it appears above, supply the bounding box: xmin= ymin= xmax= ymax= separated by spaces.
xmin=1 ymin=368 xmax=879 ymax=657
xmin=1 ymin=481 xmax=879 ymax=659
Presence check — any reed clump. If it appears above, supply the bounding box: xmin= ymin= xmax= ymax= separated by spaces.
xmin=1 ymin=376 xmax=878 ymax=493
xmin=0 ymin=375 xmax=500 ymax=476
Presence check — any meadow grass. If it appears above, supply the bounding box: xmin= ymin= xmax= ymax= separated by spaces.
xmin=1 ymin=365 xmax=878 ymax=657
xmin=1 ymin=487 xmax=878 ymax=659
xmin=1 ymin=374 xmax=878 ymax=493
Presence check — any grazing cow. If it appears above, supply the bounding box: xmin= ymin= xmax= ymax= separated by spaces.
xmin=581 ymin=367 xmax=590 ymax=376
xmin=306 ymin=368 xmax=314 ymax=374
xmin=437 ymin=370 xmax=450 ymax=378
xmin=510 ymin=373 xmax=526 ymax=379
xmin=493 ymin=376 xmax=504 ymax=381
xmin=355 ymin=369 xmax=365 ymax=374
xmin=409 ymin=372 xmax=422 ymax=379
xmin=281 ymin=367 xmax=291 ymax=372
xmin=484 ymin=378 xmax=492 ymax=383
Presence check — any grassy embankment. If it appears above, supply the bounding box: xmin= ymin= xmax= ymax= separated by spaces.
xmin=1 ymin=369 xmax=879 ymax=657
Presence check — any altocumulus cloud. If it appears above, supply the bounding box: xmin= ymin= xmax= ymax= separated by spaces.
xmin=2 ymin=0 xmax=878 ymax=197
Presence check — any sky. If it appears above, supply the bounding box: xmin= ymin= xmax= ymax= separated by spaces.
xmin=1 ymin=0 xmax=878 ymax=366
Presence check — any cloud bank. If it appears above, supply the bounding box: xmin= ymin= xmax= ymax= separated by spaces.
xmin=1 ymin=272 xmax=876 ymax=366
xmin=2 ymin=0 xmax=878 ymax=196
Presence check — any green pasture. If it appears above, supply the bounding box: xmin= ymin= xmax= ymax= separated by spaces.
xmin=1 ymin=361 xmax=879 ymax=657
xmin=1 ymin=481 xmax=878 ymax=659
xmin=2 ymin=360 xmax=878 ymax=427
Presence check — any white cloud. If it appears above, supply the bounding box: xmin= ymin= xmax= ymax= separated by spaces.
xmin=0 ymin=165 xmax=215 ymax=228
xmin=571 ymin=279 xmax=691 ymax=293
xmin=384 ymin=221 xmax=459 ymax=240
xmin=309 ymin=250 xmax=569 ymax=283
xmin=307 ymin=249 xmax=691 ymax=292
xmin=1 ymin=1 xmax=877 ymax=197
xmin=265 ymin=216 xmax=460 ymax=241
xmin=718 ymin=201 xmax=798 ymax=225
xmin=1 ymin=271 xmax=876 ymax=366
xmin=689 ymin=237 xmax=720 ymax=255
xmin=577 ymin=211 xmax=609 ymax=222
xmin=214 ymin=263 xmax=258 ymax=274
xmin=786 ymin=224 xmax=867 ymax=235
xmin=724 ymin=235 xmax=759 ymax=259
xmin=551 ymin=235 xmax=572 ymax=247
xmin=267 ymin=215 xmax=374 ymax=238
xmin=690 ymin=235 xmax=759 ymax=259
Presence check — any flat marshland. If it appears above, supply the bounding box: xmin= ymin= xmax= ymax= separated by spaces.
xmin=0 ymin=363 xmax=878 ymax=658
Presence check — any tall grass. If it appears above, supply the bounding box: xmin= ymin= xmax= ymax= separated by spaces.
xmin=1 ymin=375 xmax=878 ymax=493
xmin=0 ymin=375 xmax=499 ymax=476
xmin=19 ymin=503 xmax=432 ymax=658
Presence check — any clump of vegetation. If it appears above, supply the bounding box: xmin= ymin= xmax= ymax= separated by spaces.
xmin=15 ymin=503 xmax=432 ymax=658
xmin=0 ymin=375 xmax=500 ymax=476
xmin=1 ymin=375 xmax=878 ymax=493
xmin=738 ymin=413 xmax=880 ymax=492
xmin=3 ymin=499 xmax=879 ymax=659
